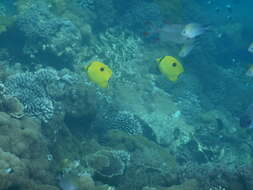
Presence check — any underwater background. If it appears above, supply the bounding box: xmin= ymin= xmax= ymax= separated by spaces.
xmin=0 ymin=0 xmax=253 ymax=190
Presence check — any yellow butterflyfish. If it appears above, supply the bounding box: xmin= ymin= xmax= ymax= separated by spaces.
xmin=85 ymin=61 xmax=112 ymax=88
xmin=156 ymin=56 xmax=184 ymax=82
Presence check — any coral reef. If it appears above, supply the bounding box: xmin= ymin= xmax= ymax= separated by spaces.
xmin=120 ymin=1 xmax=163 ymax=32
xmin=0 ymin=15 xmax=14 ymax=34
xmin=177 ymin=161 xmax=249 ymax=190
xmin=92 ymin=108 xmax=156 ymax=139
xmin=0 ymin=2 xmax=15 ymax=35
xmin=17 ymin=2 xmax=60 ymax=39
xmin=4 ymin=68 xmax=58 ymax=122
xmin=86 ymin=149 xmax=130 ymax=178
xmin=3 ymin=67 xmax=98 ymax=124
xmin=16 ymin=1 xmax=82 ymax=65
xmin=102 ymin=130 xmax=178 ymax=189
xmin=89 ymin=28 xmax=143 ymax=79
xmin=0 ymin=111 xmax=56 ymax=189
xmin=93 ymin=0 xmax=116 ymax=28
xmin=0 ymin=0 xmax=252 ymax=190
xmin=143 ymin=179 xmax=199 ymax=190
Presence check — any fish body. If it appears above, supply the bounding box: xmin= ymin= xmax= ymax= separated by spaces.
xmin=179 ymin=42 xmax=195 ymax=58
xmin=246 ymin=65 xmax=253 ymax=77
xmin=158 ymin=24 xmax=190 ymax=44
xmin=248 ymin=42 xmax=253 ymax=53
xmin=144 ymin=24 xmax=191 ymax=44
xmin=85 ymin=61 xmax=112 ymax=88
xmin=156 ymin=56 xmax=184 ymax=82
xmin=181 ymin=23 xmax=206 ymax=39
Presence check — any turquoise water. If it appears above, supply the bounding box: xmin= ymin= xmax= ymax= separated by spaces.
xmin=0 ymin=0 xmax=253 ymax=190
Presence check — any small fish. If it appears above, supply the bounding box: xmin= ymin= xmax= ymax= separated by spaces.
xmin=246 ymin=65 xmax=253 ymax=77
xmin=156 ymin=56 xmax=184 ymax=82
xmin=143 ymin=23 xmax=191 ymax=44
xmin=178 ymin=42 xmax=195 ymax=58
xmin=240 ymin=104 xmax=253 ymax=129
xmin=158 ymin=24 xmax=191 ymax=44
xmin=248 ymin=42 xmax=253 ymax=53
xmin=84 ymin=61 xmax=112 ymax=88
xmin=181 ymin=23 xmax=206 ymax=39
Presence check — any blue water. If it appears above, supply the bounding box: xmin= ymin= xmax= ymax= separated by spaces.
xmin=0 ymin=0 xmax=253 ymax=190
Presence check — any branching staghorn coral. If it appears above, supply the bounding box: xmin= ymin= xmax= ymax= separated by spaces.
xmin=92 ymin=28 xmax=143 ymax=78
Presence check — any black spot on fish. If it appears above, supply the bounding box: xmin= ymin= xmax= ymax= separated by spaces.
xmin=100 ymin=67 xmax=105 ymax=72
xmin=172 ymin=62 xmax=177 ymax=67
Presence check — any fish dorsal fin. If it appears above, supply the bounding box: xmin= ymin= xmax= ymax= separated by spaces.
xmin=84 ymin=62 xmax=92 ymax=71
xmin=156 ymin=56 xmax=166 ymax=63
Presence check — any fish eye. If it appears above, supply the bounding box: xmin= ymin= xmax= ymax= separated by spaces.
xmin=100 ymin=67 xmax=105 ymax=71
xmin=172 ymin=62 xmax=177 ymax=67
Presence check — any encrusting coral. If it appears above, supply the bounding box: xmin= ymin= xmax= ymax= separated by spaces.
xmin=0 ymin=111 xmax=57 ymax=189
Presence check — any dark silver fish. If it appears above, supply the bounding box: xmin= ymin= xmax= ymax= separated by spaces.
xmin=144 ymin=24 xmax=191 ymax=44
xmin=158 ymin=24 xmax=190 ymax=44
xmin=178 ymin=41 xmax=195 ymax=58
xmin=181 ymin=23 xmax=207 ymax=39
